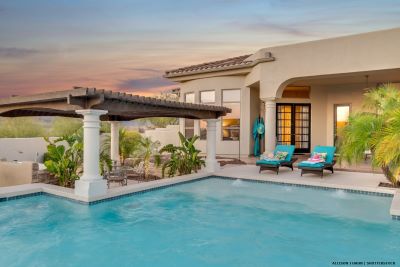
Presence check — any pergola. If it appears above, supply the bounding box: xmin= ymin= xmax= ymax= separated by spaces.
xmin=0 ymin=87 xmax=230 ymax=198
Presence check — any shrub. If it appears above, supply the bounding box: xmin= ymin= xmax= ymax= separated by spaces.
xmin=339 ymin=84 xmax=400 ymax=185
xmin=160 ymin=132 xmax=205 ymax=178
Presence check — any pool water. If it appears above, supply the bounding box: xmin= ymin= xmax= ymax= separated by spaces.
xmin=0 ymin=178 xmax=399 ymax=267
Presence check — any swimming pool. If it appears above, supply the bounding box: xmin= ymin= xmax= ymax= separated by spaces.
xmin=0 ymin=177 xmax=399 ymax=266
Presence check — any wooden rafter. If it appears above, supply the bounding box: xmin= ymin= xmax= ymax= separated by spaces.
xmin=0 ymin=87 xmax=231 ymax=121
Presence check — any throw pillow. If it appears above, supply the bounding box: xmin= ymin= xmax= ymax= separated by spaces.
xmin=274 ymin=151 xmax=288 ymax=160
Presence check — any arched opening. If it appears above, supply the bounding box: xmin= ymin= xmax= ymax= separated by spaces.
xmin=272 ymin=69 xmax=400 ymax=154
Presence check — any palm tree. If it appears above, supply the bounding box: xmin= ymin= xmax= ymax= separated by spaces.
xmin=103 ymin=128 xmax=142 ymax=165
xmin=133 ymin=137 xmax=160 ymax=179
xmin=339 ymin=83 xmax=400 ymax=185
xmin=119 ymin=129 xmax=142 ymax=165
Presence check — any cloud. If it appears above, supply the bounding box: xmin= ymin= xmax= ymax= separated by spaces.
xmin=0 ymin=47 xmax=40 ymax=58
xmin=117 ymin=76 xmax=176 ymax=91
xmin=232 ymin=20 xmax=311 ymax=37
xmin=120 ymin=67 xmax=161 ymax=74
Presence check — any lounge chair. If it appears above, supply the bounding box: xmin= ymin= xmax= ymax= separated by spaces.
xmin=298 ymin=146 xmax=336 ymax=177
xmin=256 ymin=145 xmax=297 ymax=174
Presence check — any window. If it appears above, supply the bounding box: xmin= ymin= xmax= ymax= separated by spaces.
xmin=184 ymin=93 xmax=195 ymax=138
xmin=334 ymin=104 xmax=350 ymax=146
xmin=200 ymin=90 xmax=216 ymax=140
xmin=222 ymin=89 xmax=240 ymax=141
xmin=200 ymin=90 xmax=215 ymax=104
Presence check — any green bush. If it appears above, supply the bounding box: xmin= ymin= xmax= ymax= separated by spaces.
xmin=0 ymin=117 xmax=47 ymax=138
xmin=339 ymin=84 xmax=400 ymax=185
xmin=44 ymin=134 xmax=83 ymax=187
xmin=44 ymin=129 xmax=112 ymax=187
xmin=160 ymin=132 xmax=205 ymax=178
xmin=50 ymin=117 xmax=82 ymax=137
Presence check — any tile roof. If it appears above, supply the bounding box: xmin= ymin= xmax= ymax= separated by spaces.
xmin=165 ymin=54 xmax=253 ymax=77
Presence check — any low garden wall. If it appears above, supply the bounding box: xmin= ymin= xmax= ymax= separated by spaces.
xmin=0 ymin=137 xmax=51 ymax=162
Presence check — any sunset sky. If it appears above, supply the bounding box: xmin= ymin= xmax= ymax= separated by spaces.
xmin=0 ymin=0 xmax=399 ymax=97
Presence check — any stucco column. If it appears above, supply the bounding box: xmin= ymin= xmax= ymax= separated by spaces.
xmin=263 ymin=98 xmax=276 ymax=153
xmin=205 ymin=119 xmax=219 ymax=172
xmin=75 ymin=109 xmax=108 ymax=198
xmin=110 ymin=121 xmax=120 ymax=166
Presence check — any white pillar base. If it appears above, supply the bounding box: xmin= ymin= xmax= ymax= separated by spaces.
xmin=75 ymin=179 xmax=107 ymax=198
xmin=205 ymin=160 xmax=220 ymax=173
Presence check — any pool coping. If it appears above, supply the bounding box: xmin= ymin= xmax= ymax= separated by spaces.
xmin=1 ymin=170 xmax=399 ymax=219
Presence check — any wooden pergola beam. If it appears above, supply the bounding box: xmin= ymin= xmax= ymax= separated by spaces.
xmin=0 ymin=87 xmax=230 ymax=120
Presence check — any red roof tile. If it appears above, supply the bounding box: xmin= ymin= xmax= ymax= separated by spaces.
xmin=165 ymin=54 xmax=253 ymax=77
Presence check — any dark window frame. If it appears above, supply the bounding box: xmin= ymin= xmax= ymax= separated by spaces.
xmin=221 ymin=89 xmax=241 ymax=142
xmin=276 ymin=103 xmax=311 ymax=153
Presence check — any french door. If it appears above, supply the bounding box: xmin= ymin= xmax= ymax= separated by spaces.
xmin=276 ymin=104 xmax=311 ymax=153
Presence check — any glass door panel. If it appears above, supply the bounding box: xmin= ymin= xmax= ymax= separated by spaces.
xmin=276 ymin=104 xmax=311 ymax=153
xmin=276 ymin=105 xmax=292 ymax=145
xmin=334 ymin=104 xmax=350 ymax=147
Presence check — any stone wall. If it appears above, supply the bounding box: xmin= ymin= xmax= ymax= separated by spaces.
xmin=31 ymin=163 xmax=58 ymax=185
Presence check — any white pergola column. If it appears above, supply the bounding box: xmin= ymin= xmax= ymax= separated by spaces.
xmin=110 ymin=121 xmax=120 ymax=166
xmin=75 ymin=109 xmax=108 ymax=198
xmin=263 ymin=98 xmax=277 ymax=153
xmin=205 ymin=119 xmax=220 ymax=172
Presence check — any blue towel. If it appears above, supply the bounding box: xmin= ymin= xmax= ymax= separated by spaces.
xmin=298 ymin=162 xmax=325 ymax=168
xmin=256 ymin=159 xmax=281 ymax=166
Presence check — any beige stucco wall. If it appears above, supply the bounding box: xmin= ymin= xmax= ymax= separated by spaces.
xmin=277 ymin=84 xmax=381 ymax=148
xmin=0 ymin=161 xmax=33 ymax=187
xmin=172 ymin=28 xmax=400 ymax=155
xmin=324 ymin=85 xmax=365 ymax=146
xmin=249 ymin=86 xmax=261 ymax=153
xmin=179 ymin=76 xmax=254 ymax=156
xmin=143 ymin=125 xmax=180 ymax=147
xmin=276 ymin=87 xmax=328 ymax=149
xmin=246 ymin=28 xmax=400 ymax=98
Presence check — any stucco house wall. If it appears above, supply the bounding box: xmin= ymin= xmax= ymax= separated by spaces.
xmin=179 ymin=76 xmax=252 ymax=156
xmin=250 ymin=28 xmax=400 ymax=98
xmin=168 ymin=28 xmax=400 ymax=156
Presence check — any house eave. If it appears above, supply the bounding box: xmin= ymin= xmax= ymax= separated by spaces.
xmin=164 ymin=57 xmax=275 ymax=81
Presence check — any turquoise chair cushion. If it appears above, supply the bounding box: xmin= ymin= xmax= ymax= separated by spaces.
xmin=312 ymin=146 xmax=336 ymax=164
xmin=297 ymin=162 xmax=325 ymax=169
xmin=274 ymin=145 xmax=295 ymax=161
xmin=256 ymin=159 xmax=281 ymax=166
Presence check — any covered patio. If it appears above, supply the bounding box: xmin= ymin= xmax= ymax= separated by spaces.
xmin=0 ymin=87 xmax=230 ymax=199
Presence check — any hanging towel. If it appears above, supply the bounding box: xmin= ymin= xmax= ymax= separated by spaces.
xmin=252 ymin=117 xmax=265 ymax=157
